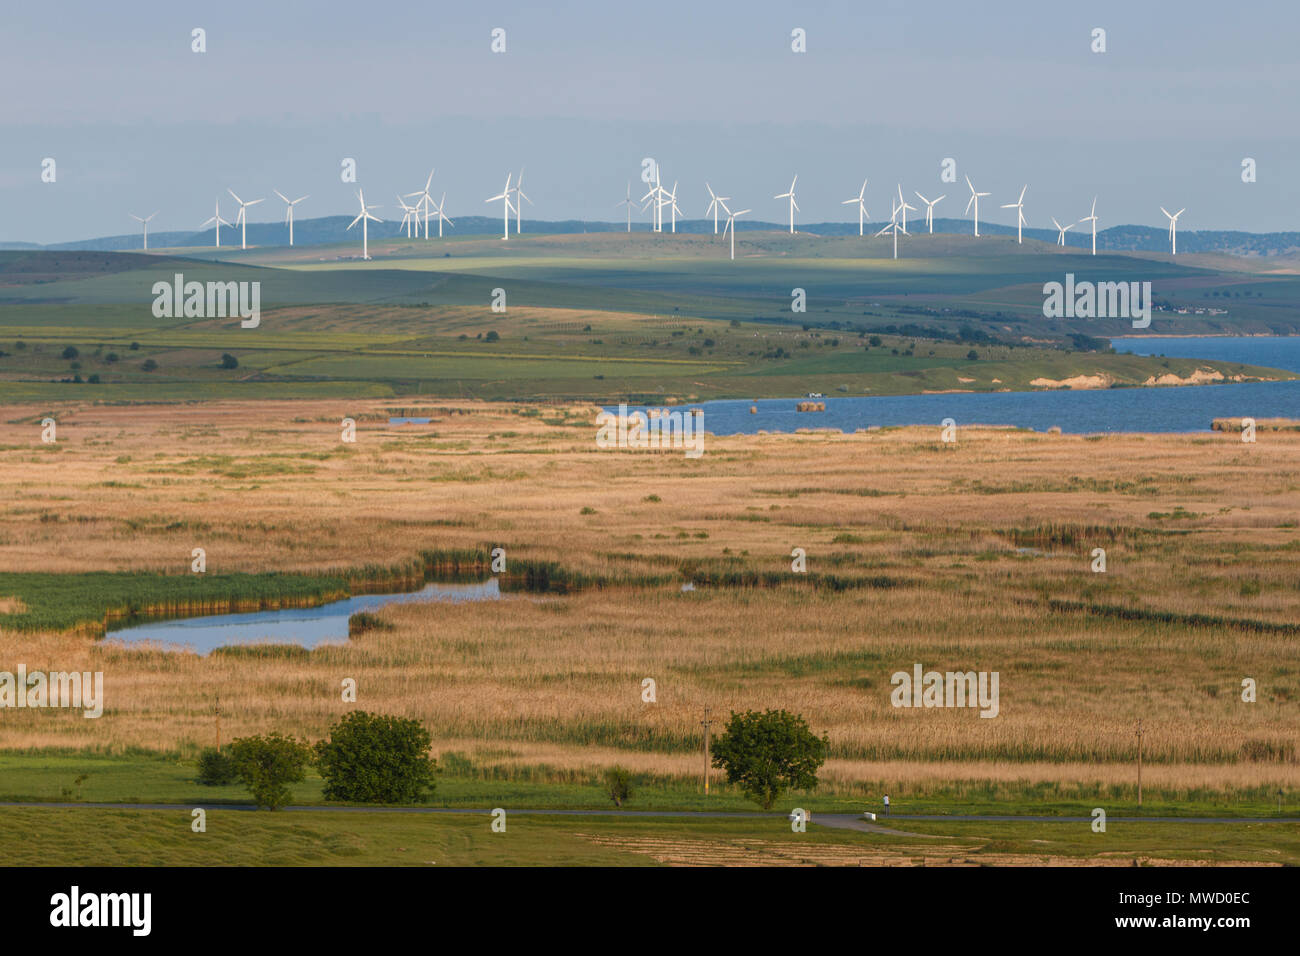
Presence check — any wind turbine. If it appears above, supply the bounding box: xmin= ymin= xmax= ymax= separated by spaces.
xmin=273 ymin=190 xmax=308 ymax=246
xmin=616 ymin=182 xmax=636 ymax=232
xmin=1051 ymin=216 xmax=1073 ymax=246
xmin=705 ymin=183 xmax=730 ymax=235
xmin=640 ymin=174 xmax=661 ymax=232
xmin=1078 ymin=197 xmax=1099 ymax=255
xmin=775 ymin=175 xmax=799 ymax=234
xmin=227 ymin=189 xmax=263 ymax=250
xmin=396 ymin=194 xmax=419 ymax=238
xmin=842 ymin=179 xmax=869 ymax=236
xmin=513 ymin=168 xmax=532 ymax=234
xmin=875 ymin=199 xmax=902 ymax=259
xmin=346 ymin=188 xmax=383 ymax=260
xmin=964 ymin=176 xmax=991 ymax=237
xmin=432 ymin=192 xmax=453 ymax=237
xmin=200 ymin=200 xmax=231 ymax=248
xmin=1000 ymin=184 xmax=1028 ymax=244
xmin=666 ymin=181 xmax=682 ymax=233
xmin=914 ymin=191 xmax=945 ymax=234
xmin=129 ymin=212 xmax=157 ymax=251
xmin=404 ymin=169 xmax=436 ymax=239
xmin=721 ymin=202 xmax=749 ymax=260
xmin=1160 ymin=206 xmax=1185 ymax=255
xmin=485 ymin=174 xmax=516 ymax=240
xmin=895 ymin=186 xmax=916 ymax=235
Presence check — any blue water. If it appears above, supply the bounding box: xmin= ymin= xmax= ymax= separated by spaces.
xmin=1114 ymin=335 xmax=1300 ymax=373
xmin=104 ymin=579 xmax=501 ymax=655
xmin=611 ymin=337 xmax=1300 ymax=435
xmin=389 ymin=417 xmax=432 ymax=424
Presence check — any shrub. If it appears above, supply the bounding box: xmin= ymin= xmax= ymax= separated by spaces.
xmin=314 ymin=710 xmax=438 ymax=804
xmin=484 ymin=330 xmax=500 ymax=342
xmin=604 ymin=766 xmax=633 ymax=807
xmin=220 ymin=353 xmax=239 ymax=369
xmin=141 ymin=359 xmax=158 ymax=371
xmin=61 ymin=346 xmax=79 ymax=360
xmin=228 ymin=733 xmax=311 ymax=810
xmin=197 ymin=747 xmax=238 ymax=786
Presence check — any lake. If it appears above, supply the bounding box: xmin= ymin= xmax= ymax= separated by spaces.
xmin=104 ymin=579 xmax=501 ymax=655
xmin=613 ymin=337 xmax=1300 ymax=435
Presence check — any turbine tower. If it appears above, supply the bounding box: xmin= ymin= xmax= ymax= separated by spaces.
xmin=705 ymin=183 xmax=730 ymax=235
xmin=616 ymin=182 xmax=635 ymax=232
xmin=404 ymin=169 xmax=436 ymax=239
xmin=200 ymin=200 xmax=231 ymax=248
xmin=1000 ymin=185 xmax=1028 ymax=244
xmin=666 ymin=181 xmax=682 ymax=233
xmin=346 ymin=188 xmax=383 ymax=260
xmin=721 ymin=201 xmax=749 ymax=261
xmin=914 ymin=191 xmax=945 ymax=234
xmin=432 ymin=192 xmax=453 ymax=237
xmin=1078 ymin=197 xmax=1099 ymax=255
xmin=842 ymin=179 xmax=869 ymax=236
xmin=396 ymin=194 xmax=419 ymax=238
xmin=513 ymin=168 xmax=532 ymax=234
xmin=485 ymin=174 xmax=516 ymax=240
xmin=775 ymin=175 xmax=799 ymax=234
xmin=964 ymin=176 xmax=991 ymax=237
xmin=1051 ymin=217 xmax=1073 ymax=246
xmin=273 ymin=190 xmax=308 ymax=246
xmin=227 ymin=189 xmax=263 ymax=250
xmin=129 ymin=212 xmax=157 ymax=251
xmin=895 ymin=186 xmax=916 ymax=235
xmin=1160 ymin=206 xmax=1185 ymax=255
xmin=875 ymin=199 xmax=902 ymax=259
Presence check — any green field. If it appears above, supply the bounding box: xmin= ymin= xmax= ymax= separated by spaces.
xmin=0 ymin=238 xmax=1293 ymax=403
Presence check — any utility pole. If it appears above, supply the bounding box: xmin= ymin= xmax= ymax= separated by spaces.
xmin=701 ymin=708 xmax=713 ymax=795
xmin=1135 ymin=720 xmax=1143 ymax=807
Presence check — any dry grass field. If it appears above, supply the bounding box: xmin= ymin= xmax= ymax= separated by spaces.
xmin=1 ymin=398 xmax=1298 ymax=802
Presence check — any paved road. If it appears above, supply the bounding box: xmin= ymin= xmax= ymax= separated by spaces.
xmin=0 ymin=802 xmax=1295 ymax=825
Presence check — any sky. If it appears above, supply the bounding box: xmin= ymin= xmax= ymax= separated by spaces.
xmin=1 ymin=0 xmax=1297 ymax=244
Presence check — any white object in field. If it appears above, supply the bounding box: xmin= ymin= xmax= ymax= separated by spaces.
xmin=863 ymin=812 xmax=877 ymax=821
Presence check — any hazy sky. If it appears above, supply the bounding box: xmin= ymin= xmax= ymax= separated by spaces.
xmin=2 ymin=0 xmax=1297 ymax=243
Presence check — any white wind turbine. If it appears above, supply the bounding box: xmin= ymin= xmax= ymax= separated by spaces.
xmin=1000 ymin=184 xmax=1028 ymax=244
xmin=513 ymin=168 xmax=532 ymax=234
xmin=346 ymin=188 xmax=383 ymax=260
xmin=666 ymin=181 xmax=682 ymax=233
xmin=200 ymin=199 xmax=231 ymax=248
xmin=485 ymin=173 xmax=516 ymax=240
xmin=129 ymin=212 xmax=158 ymax=251
xmin=964 ymin=176 xmax=991 ymax=237
xmin=895 ymin=185 xmax=916 ymax=235
xmin=842 ymin=179 xmax=869 ymax=236
xmin=1051 ymin=216 xmax=1073 ymax=246
xmin=640 ymin=174 xmax=661 ymax=232
xmin=396 ymin=194 xmax=420 ymax=238
xmin=616 ymin=182 xmax=636 ymax=232
xmin=227 ymin=189 xmax=263 ymax=250
xmin=721 ymin=201 xmax=749 ymax=260
xmin=914 ymin=191 xmax=945 ymax=234
xmin=875 ymin=199 xmax=902 ymax=259
xmin=705 ymin=183 xmax=730 ymax=235
xmin=273 ymin=190 xmax=308 ymax=246
xmin=431 ymin=192 xmax=454 ymax=237
xmin=404 ymin=169 xmax=436 ymax=239
xmin=1078 ymin=196 xmax=1099 ymax=255
xmin=1160 ymin=206 xmax=1185 ymax=255
xmin=775 ymin=175 xmax=799 ymax=234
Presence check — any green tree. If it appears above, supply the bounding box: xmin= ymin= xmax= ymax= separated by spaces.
xmin=197 ymin=747 xmax=238 ymax=786
xmin=314 ymin=710 xmax=438 ymax=804
xmin=710 ymin=709 xmax=828 ymax=809
xmin=220 ymin=353 xmax=239 ymax=369
xmin=603 ymin=766 xmax=633 ymax=807
xmin=228 ymin=733 xmax=311 ymax=810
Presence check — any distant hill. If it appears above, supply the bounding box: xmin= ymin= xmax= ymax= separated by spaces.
xmin=4 ymin=215 xmax=1298 ymax=258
